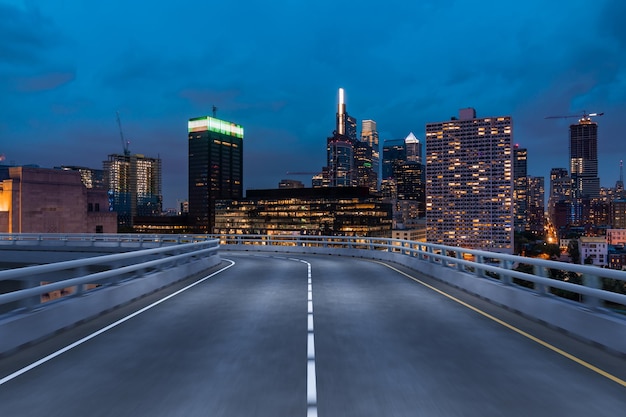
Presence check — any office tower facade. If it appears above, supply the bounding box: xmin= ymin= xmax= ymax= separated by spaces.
xmin=336 ymin=88 xmax=357 ymax=141
xmin=404 ymin=132 xmax=422 ymax=163
xmin=527 ymin=176 xmax=545 ymax=234
xmin=426 ymin=108 xmax=514 ymax=252
xmin=382 ymin=139 xmax=405 ymax=182
xmin=188 ymin=115 xmax=243 ymax=233
xmin=104 ymin=153 xmax=162 ymax=230
xmin=354 ymin=140 xmax=378 ymax=193
xmin=361 ymin=119 xmax=380 ymax=190
xmin=570 ymin=117 xmax=600 ymax=225
xmin=381 ymin=134 xmax=426 ymax=225
xmin=326 ymin=133 xmax=356 ymax=187
xmin=513 ymin=146 xmax=528 ymax=232
xmin=214 ymin=187 xmax=392 ymax=237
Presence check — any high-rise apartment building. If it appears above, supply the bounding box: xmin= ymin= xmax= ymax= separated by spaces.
xmin=104 ymin=153 xmax=162 ymax=230
xmin=549 ymin=167 xmax=571 ymax=228
xmin=426 ymin=108 xmax=514 ymax=252
xmin=513 ymin=146 xmax=528 ymax=232
xmin=570 ymin=116 xmax=600 ymax=224
xmin=188 ymin=115 xmax=243 ymax=233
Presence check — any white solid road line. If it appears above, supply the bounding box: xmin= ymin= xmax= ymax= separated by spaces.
xmin=299 ymin=259 xmax=318 ymax=417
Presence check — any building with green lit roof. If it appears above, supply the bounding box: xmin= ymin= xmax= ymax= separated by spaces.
xmin=188 ymin=115 xmax=243 ymax=233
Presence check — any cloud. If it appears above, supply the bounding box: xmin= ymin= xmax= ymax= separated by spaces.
xmin=0 ymin=3 xmax=61 ymax=66
xmin=15 ymin=71 xmax=75 ymax=92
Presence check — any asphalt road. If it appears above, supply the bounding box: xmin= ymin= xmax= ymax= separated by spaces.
xmin=0 ymin=252 xmax=625 ymax=416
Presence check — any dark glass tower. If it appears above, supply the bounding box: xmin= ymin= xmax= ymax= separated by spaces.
xmin=570 ymin=117 xmax=599 ymax=225
xmin=188 ymin=116 xmax=243 ymax=233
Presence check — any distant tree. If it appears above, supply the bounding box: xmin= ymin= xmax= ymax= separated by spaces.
xmin=567 ymin=240 xmax=580 ymax=264
xmin=584 ymin=256 xmax=594 ymax=265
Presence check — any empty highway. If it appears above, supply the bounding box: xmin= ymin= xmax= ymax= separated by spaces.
xmin=1 ymin=252 xmax=625 ymax=416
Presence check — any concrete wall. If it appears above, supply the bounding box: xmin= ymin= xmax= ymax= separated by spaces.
xmin=221 ymin=244 xmax=626 ymax=355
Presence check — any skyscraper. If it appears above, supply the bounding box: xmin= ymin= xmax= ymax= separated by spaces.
xmin=104 ymin=153 xmax=162 ymax=230
xmin=426 ymin=108 xmax=514 ymax=252
xmin=361 ymin=119 xmax=380 ymax=190
xmin=188 ymin=115 xmax=243 ymax=233
xmin=336 ymin=88 xmax=357 ymax=141
xmin=513 ymin=145 xmax=528 ymax=232
xmin=570 ymin=116 xmax=600 ymax=224
xmin=323 ymin=88 xmax=361 ymax=188
xmin=381 ymin=133 xmax=426 ymax=225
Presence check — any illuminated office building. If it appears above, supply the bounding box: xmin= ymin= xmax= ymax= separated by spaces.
xmin=426 ymin=107 xmax=514 ymax=252
xmin=320 ymin=88 xmax=378 ymax=191
xmin=188 ymin=115 xmax=243 ymax=233
xmin=381 ymin=138 xmax=405 ymax=199
xmin=214 ymin=187 xmax=392 ymax=237
xmin=361 ymin=119 xmax=380 ymax=191
xmin=324 ymin=88 xmax=357 ymax=187
xmin=104 ymin=153 xmax=162 ymax=230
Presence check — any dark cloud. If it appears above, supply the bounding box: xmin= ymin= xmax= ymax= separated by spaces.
xmin=15 ymin=71 xmax=75 ymax=92
xmin=0 ymin=3 xmax=60 ymax=66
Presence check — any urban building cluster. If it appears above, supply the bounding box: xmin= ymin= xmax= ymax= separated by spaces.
xmin=1 ymin=89 xmax=625 ymax=268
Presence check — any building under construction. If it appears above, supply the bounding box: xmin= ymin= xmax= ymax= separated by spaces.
xmin=104 ymin=153 xmax=162 ymax=231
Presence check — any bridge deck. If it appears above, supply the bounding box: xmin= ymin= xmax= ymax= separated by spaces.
xmin=1 ymin=252 xmax=625 ymax=416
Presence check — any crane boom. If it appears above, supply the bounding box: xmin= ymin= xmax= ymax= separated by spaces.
xmin=116 ymin=111 xmax=131 ymax=156
xmin=545 ymin=111 xmax=604 ymax=121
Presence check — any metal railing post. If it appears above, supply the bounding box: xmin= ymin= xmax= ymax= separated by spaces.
xmin=500 ymin=259 xmax=512 ymax=285
xmin=582 ymin=273 xmax=601 ymax=309
xmin=532 ymin=265 xmax=548 ymax=296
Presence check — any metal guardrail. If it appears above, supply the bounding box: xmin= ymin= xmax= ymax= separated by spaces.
xmin=208 ymin=234 xmax=626 ymax=314
xmin=2 ymin=232 xmax=625 ymax=316
xmin=0 ymin=233 xmax=206 ymax=247
xmin=0 ymin=238 xmax=219 ymax=314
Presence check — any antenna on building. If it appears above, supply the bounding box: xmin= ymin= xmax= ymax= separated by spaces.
xmin=212 ymin=105 xmax=217 ymax=118
xmin=116 ymin=111 xmax=131 ymax=156
xmin=618 ymin=159 xmax=624 ymax=191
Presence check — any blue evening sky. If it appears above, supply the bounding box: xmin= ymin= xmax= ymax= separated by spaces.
xmin=1 ymin=0 xmax=625 ymax=208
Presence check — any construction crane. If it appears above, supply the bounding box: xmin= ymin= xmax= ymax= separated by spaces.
xmin=286 ymin=171 xmax=322 ymax=176
xmin=545 ymin=111 xmax=604 ymax=123
xmin=116 ymin=111 xmax=131 ymax=156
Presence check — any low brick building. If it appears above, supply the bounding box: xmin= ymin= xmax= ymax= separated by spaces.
xmin=0 ymin=166 xmax=117 ymax=233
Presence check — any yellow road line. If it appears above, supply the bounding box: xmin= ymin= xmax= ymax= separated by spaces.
xmin=374 ymin=260 xmax=626 ymax=388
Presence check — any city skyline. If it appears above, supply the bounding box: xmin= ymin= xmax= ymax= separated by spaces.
xmin=1 ymin=0 xmax=625 ymax=208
